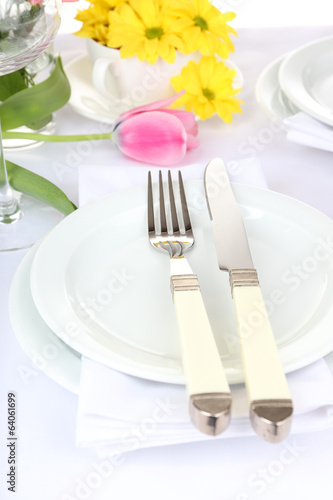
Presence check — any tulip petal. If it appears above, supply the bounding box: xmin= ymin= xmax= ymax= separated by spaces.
xmin=118 ymin=91 xmax=185 ymax=122
xmin=161 ymin=109 xmax=198 ymax=136
xmin=112 ymin=111 xmax=187 ymax=165
xmin=186 ymin=133 xmax=200 ymax=150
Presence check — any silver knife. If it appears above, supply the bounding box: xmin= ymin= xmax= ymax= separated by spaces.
xmin=204 ymin=158 xmax=293 ymax=443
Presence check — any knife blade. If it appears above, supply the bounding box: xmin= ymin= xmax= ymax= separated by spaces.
xmin=204 ymin=158 xmax=293 ymax=443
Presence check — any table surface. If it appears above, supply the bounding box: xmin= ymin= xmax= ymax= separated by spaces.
xmin=2 ymin=26 xmax=333 ymax=500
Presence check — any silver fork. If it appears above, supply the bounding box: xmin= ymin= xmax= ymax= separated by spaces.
xmin=148 ymin=170 xmax=232 ymax=436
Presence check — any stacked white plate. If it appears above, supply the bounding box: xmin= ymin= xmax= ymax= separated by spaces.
xmin=8 ymin=180 xmax=333 ymax=394
xmin=256 ymin=36 xmax=333 ymax=129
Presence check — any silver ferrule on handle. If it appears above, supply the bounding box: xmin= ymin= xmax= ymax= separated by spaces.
xmin=229 ymin=268 xmax=259 ymax=296
xmin=250 ymin=399 xmax=293 ymax=443
xmin=171 ymin=273 xmax=200 ymax=295
xmin=190 ymin=393 xmax=232 ymax=436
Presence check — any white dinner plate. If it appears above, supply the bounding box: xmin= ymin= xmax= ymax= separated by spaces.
xmin=255 ymin=55 xmax=300 ymax=128
xmin=279 ymin=36 xmax=333 ymax=126
xmin=9 ymin=241 xmax=81 ymax=394
xmin=9 ymin=230 xmax=333 ymax=395
xmin=64 ymin=54 xmax=243 ymax=125
xmin=30 ymin=180 xmax=333 ymax=385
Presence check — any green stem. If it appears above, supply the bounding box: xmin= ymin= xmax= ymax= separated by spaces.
xmin=2 ymin=131 xmax=112 ymax=142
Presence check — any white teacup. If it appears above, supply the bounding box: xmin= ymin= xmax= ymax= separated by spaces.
xmin=86 ymin=38 xmax=201 ymax=111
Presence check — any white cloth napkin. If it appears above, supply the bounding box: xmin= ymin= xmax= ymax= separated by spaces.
xmin=77 ymin=357 xmax=333 ymax=457
xmin=283 ymin=112 xmax=333 ymax=153
xmin=76 ymin=158 xmax=333 ymax=455
xmin=78 ymin=157 xmax=268 ymax=206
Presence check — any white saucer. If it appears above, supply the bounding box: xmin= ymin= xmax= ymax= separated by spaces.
xmin=30 ymin=180 xmax=333 ymax=385
xmin=255 ymin=55 xmax=300 ymax=128
xmin=279 ymin=36 xmax=333 ymax=127
xmin=64 ymin=54 xmax=244 ymax=124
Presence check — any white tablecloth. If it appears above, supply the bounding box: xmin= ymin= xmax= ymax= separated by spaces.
xmin=1 ymin=26 xmax=333 ymax=500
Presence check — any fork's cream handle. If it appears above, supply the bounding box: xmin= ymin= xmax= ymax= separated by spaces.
xmin=232 ymin=284 xmax=293 ymax=442
xmin=172 ymin=274 xmax=231 ymax=436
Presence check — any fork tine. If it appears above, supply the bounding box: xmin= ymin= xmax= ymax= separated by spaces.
xmin=147 ymin=171 xmax=155 ymax=234
xmin=159 ymin=170 xmax=168 ymax=234
xmin=168 ymin=170 xmax=180 ymax=233
xmin=178 ymin=171 xmax=192 ymax=232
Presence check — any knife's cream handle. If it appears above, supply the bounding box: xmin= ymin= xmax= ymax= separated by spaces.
xmin=232 ymin=284 xmax=293 ymax=442
xmin=172 ymin=275 xmax=231 ymax=436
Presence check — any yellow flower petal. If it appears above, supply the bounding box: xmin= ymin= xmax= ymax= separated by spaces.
xmin=133 ymin=0 xmax=157 ymax=27
xmin=170 ymin=92 xmax=193 ymax=109
xmin=204 ymin=101 xmax=215 ymax=118
xmin=145 ymin=37 xmax=158 ymax=56
xmin=214 ymin=101 xmax=233 ymax=122
xmin=162 ymin=33 xmax=184 ymax=51
xmin=170 ymin=74 xmax=184 ymax=93
xmin=161 ymin=44 xmax=176 ymax=63
xmin=180 ymin=64 xmax=202 ymax=94
xmin=157 ymin=40 xmax=171 ymax=60
xmin=198 ymin=56 xmax=216 ymax=87
xmin=195 ymin=102 xmax=209 ymax=120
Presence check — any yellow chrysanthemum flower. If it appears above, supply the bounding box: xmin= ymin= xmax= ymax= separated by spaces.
xmin=169 ymin=0 xmax=236 ymax=58
xmin=74 ymin=0 xmax=126 ymax=44
xmin=106 ymin=0 xmax=184 ymax=64
xmin=75 ymin=6 xmax=107 ymax=40
xmin=170 ymin=56 xmax=243 ymax=122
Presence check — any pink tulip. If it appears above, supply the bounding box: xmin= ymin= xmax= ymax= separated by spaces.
xmin=111 ymin=93 xmax=199 ymax=166
xmin=3 ymin=93 xmax=199 ymax=166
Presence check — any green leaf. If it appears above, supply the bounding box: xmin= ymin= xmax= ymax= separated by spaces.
xmin=0 ymin=70 xmax=28 ymax=101
xmin=19 ymin=4 xmax=43 ymax=28
xmin=0 ymin=56 xmax=71 ymax=131
xmin=27 ymin=114 xmax=53 ymax=130
xmin=6 ymin=160 xmax=77 ymax=216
